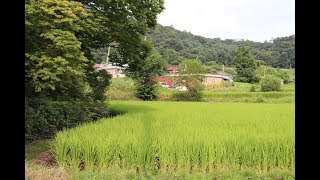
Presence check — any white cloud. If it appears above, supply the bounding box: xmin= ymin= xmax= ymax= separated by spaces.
xmin=157 ymin=0 xmax=295 ymax=42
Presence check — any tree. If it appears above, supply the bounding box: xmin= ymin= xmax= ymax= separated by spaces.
xmin=233 ymin=46 xmax=259 ymax=83
xmin=25 ymin=0 xmax=164 ymax=140
xmin=127 ymin=48 xmax=166 ymax=100
xmin=176 ymin=59 xmax=206 ymax=101
xmin=79 ymin=0 xmax=165 ymax=75
xmin=147 ymin=24 xmax=295 ymax=68
xmin=25 ymin=0 xmax=98 ymax=100
xmin=260 ymin=75 xmax=282 ymax=92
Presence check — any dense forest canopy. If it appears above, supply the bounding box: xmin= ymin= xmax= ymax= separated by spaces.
xmin=144 ymin=24 xmax=295 ymax=68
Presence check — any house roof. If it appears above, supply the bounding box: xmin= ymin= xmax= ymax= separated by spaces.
xmin=93 ymin=64 xmax=105 ymax=69
xmin=166 ymin=73 xmax=231 ymax=80
xmin=94 ymin=63 xmax=125 ymax=70
xmin=106 ymin=64 xmax=124 ymax=69
xmin=205 ymin=74 xmax=231 ymax=79
xmin=167 ymin=66 xmax=178 ymax=71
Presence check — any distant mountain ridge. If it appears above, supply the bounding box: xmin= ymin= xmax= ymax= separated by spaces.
xmin=147 ymin=24 xmax=295 ymax=68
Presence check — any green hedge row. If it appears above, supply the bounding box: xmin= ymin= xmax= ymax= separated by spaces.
xmin=25 ymin=98 xmax=109 ymax=142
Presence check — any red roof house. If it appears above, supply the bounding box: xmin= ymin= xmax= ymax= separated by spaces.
xmin=154 ymin=77 xmax=173 ymax=87
xmin=167 ymin=66 xmax=178 ymax=74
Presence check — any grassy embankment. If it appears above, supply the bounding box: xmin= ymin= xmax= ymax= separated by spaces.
xmin=106 ymin=77 xmax=294 ymax=103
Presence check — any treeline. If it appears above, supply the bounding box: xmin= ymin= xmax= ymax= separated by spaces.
xmin=25 ymin=0 xmax=164 ymax=141
xmin=146 ymin=24 xmax=295 ymax=68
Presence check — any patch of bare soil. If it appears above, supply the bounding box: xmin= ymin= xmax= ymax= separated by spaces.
xmin=34 ymin=150 xmax=57 ymax=167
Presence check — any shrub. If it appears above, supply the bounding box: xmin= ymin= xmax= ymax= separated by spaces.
xmin=135 ymin=80 xmax=159 ymax=101
xmin=255 ymin=95 xmax=265 ymax=103
xmin=172 ymin=91 xmax=202 ymax=101
xmin=110 ymin=77 xmax=135 ymax=91
xmin=25 ymin=98 xmax=109 ymax=142
xmin=250 ymin=84 xmax=260 ymax=92
xmin=260 ymin=75 xmax=282 ymax=92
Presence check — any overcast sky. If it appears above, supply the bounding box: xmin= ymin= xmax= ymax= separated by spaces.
xmin=157 ymin=0 xmax=295 ymax=42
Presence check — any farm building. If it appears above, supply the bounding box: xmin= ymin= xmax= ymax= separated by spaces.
xmin=155 ymin=77 xmax=173 ymax=87
xmin=155 ymin=74 xmax=232 ymax=88
xmin=204 ymin=74 xmax=233 ymax=85
xmin=94 ymin=63 xmax=125 ymax=78
xmin=167 ymin=66 xmax=178 ymax=74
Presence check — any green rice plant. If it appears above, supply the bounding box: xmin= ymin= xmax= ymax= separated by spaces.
xmin=53 ymin=101 xmax=294 ymax=176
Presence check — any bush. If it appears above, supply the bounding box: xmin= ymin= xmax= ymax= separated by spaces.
xmin=172 ymin=91 xmax=203 ymax=101
xmin=250 ymin=84 xmax=260 ymax=92
xmin=110 ymin=77 xmax=135 ymax=91
xmin=25 ymin=98 xmax=109 ymax=142
xmin=135 ymin=80 xmax=159 ymax=101
xmin=255 ymin=95 xmax=265 ymax=103
xmin=260 ymin=75 xmax=282 ymax=92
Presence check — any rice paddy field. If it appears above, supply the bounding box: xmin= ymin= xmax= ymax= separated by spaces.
xmin=53 ymin=101 xmax=294 ymax=178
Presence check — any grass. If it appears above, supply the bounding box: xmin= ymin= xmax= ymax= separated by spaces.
xmin=106 ymin=77 xmax=139 ymax=100
xmin=53 ymin=101 xmax=294 ymax=178
xmin=25 ymin=162 xmax=69 ymax=180
xmin=68 ymin=168 xmax=294 ymax=179
xmin=106 ymin=78 xmax=294 ymax=102
xmin=205 ymin=82 xmax=254 ymax=92
xmin=25 ymin=140 xmax=52 ymax=160
xmin=202 ymin=91 xmax=294 ymax=103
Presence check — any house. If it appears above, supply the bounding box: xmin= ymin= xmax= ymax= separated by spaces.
xmin=93 ymin=64 xmax=105 ymax=69
xmin=203 ymin=74 xmax=233 ymax=85
xmin=154 ymin=77 xmax=173 ymax=87
xmin=106 ymin=65 xmax=125 ymax=78
xmin=93 ymin=63 xmax=125 ymax=78
xmin=155 ymin=65 xmax=234 ymax=88
xmin=167 ymin=66 xmax=178 ymax=74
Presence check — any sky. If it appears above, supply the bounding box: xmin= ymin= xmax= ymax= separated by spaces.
xmin=157 ymin=0 xmax=295 ymax=42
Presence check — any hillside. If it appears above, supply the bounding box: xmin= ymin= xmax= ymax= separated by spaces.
xmin=146 ymin=24 xmax=295 ymax=68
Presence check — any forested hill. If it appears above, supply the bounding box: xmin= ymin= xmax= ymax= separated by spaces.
xmin=146 ymin=24 xmax=295 ymax=68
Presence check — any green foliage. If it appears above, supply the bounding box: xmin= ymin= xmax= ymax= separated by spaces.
xmin=104 ymin=80 xmax=294 ymax=103
xmin=53 ymin=101 xmax=294 ymax=174
xmin=86 ymin=69 xmax=112 ymax=101
xmin=127 ymin=49 xmax=166 ymax=100
xmin=25 ymin=98 xmax=109 ymax=142
xmin=224 ymin=68 xmax=237 ymax=75
xmin=81 ymin=0 xmax=165 ymax=75
xmin=172 ymin=91 xmax=203 ymax=101
xmin=25 ymin=0 xmax=164 ymax=141
xmin=158 ymin=46 xmax=184 ymax=65
xmin=255 ymin=66 xmax=293 ymax=84
xmin=233 ymin=46 xmax=259 ymax=83
xmin=277 ymin=71 xmax=290 ymax=84
xmin=25 ymin=0 xmax=90 ymax=97
xmin=260 ymin=75 xmax=282 ymax=92
xmin=177 ymin=59 xmax=206 ymax=98
xmin=109 ymin=77 xmax=136 ymax=91
xmin=250 ymin=84 xmax=260 ymax=92
xmin=205 ymin=61 xmax=222 ymax=73
xmin=25 ymin=140 xmax=51 ymax=160
xmin=147 ymin=24 xmax=295 ymax=68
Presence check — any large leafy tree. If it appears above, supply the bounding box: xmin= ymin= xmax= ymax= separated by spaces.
xmin=233 ymin=46 xmax=259 ymax=83
xmin=25 ymin=0 xmax=111 ymax=101
xmin=177 ymin=59 xmax=206 ymax=95
xmin=79 ymin=0 xmax=165 ymax=70
xmin=127 ymin=48 xmax=166 ymax=100
xmin=26 ymin=0 xmax=164 ymax=100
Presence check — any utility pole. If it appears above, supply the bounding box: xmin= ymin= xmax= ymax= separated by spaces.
xmin=106 ymin=46 xmax=111 ymax=65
